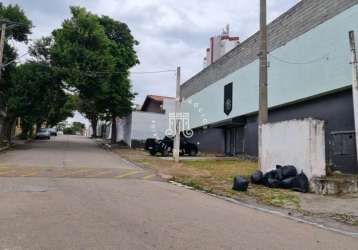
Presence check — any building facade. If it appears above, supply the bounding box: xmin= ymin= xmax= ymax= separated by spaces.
xmin=181 ymin=0 xmax=358 ymax=173
xmin=117 ymin=95 xmax=175 ymax=147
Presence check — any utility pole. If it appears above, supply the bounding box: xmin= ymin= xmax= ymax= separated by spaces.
xmin=258 ymin=0 xmax=268 ymax=170
xmin=348 ymin=31 xmax=358 ymax=165
xmin=0 ymin=23 xmax=6 ymax=81
xmin=173 ymin=66 xmax=181 ymax=163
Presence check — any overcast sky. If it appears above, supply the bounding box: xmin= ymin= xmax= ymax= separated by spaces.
xmin=4 ymin=0 xmax=299 ymax=105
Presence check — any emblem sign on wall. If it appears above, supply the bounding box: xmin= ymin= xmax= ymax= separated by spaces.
xmin=224 ymin=82 xmax=233 ymax=115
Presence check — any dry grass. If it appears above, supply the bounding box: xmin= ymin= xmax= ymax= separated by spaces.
xmin=115 ymin=148 xmax=300 ymax=208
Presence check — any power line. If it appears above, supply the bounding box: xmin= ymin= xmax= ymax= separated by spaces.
xmin=0 ymin=52 xmax=29 ymax=68
xmin=270 ymin=54 xmax=330 ymax=65
xmin=0 ymin=58 xmax=176 ymax=77
xmin=130 ymin=69 xmax=176 ymax=74
xmin=0 ymin=19 xmax=33 ymax=28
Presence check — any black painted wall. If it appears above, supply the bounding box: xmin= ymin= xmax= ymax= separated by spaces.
xmin=191 ymin=89 xmax=356 ymax=172
xmin=189 ymin=127 xmax=225 ymax=154
xmin=244 ymin=89 xmax=354 ymax=155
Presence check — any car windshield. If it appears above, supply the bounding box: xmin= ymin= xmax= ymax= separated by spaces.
xmin=39 ymin=128 xmax=48 ymax=133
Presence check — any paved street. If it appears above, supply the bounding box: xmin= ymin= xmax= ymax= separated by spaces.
xmin=0 ymin=136 xmax=356 ymax=249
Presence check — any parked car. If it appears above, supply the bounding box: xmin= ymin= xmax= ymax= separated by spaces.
xmin=145 ymin=136 xmax=198 ymax=157
xmin=36 ymin=128 xmax=50 ymax=140
xmin=49 ymin=128 xmax=58 ymax=136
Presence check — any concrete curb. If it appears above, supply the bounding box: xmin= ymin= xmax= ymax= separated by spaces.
xmin=169 ymin=180 xmax=358 ymax=239
xmin=0 ymin=145 xmax=9 ymax=153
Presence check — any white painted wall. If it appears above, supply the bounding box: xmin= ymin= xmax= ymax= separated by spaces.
xmin=261 ymin=118 xmax=326 ymax=180
xmin=131 ymin=112 xmax=169 ymax=141
xmin=116 ymin=98 xmax=175 ymax=146
xmin=163 ymin=98 xmax=175 ymax=114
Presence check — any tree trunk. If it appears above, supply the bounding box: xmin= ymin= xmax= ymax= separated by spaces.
xmin=36 ymin=120 xmax=42 ymax=132
xmin=91 ymin=117 xmax=98 ymax=138
xmin=1 ymin=116 xmax=15 ymax=144
xmin=111 ymin=114 xmax=117 ymax=144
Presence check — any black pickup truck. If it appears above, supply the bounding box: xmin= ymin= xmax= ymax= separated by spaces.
xmin=145 ymin=136 xmax=198 ymax=157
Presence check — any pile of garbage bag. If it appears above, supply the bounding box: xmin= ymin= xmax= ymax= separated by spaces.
xmin=233 ymin=165 xmax=309 ymax=193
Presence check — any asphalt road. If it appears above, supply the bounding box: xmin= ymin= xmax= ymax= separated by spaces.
xmin=0 ymin=135 xmax=356 ymax=250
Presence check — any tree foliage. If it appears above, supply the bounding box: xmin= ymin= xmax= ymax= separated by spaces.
xmin=7 ymin=61 xmax=75 ymax=138
xmin=0 ymin=3 xmax=32 ymax=141
xmin=1 ymin=4 xmax=138 ymax=142
xmin=0 ymin=4 xmax=75 ymax=140
xmin=0 ymin=3 xmax=32 ymax=42
xmin=51 ymin=7 xmax=139 ymax=142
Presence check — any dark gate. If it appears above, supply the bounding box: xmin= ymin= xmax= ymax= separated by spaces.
xmin=225 ymin=127 xmax=245 ymax=156
xmin=329 ymin=131 xmax=358 ymax=174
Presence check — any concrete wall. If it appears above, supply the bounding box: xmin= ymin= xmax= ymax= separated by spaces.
xmin=117 ymin=115 xmax=132 ymax=146
xmin=116 ymin=111 xmax=171 ymax=147
xmin=163 ymin=99 xmax=175 ymax=114
xmin=243 ymin=89 xmax=356 ymax=172
xmin=187 ymin=127 xmax=226 ymax=154
xmin=182 ymin=0 xmax=358 ymax=129
xmin=131 ymin=112 xmax=169 ymax=142
xmin=116 ymin=98 xmax=175 ymax=147
xmin=261 ymin=118 xmax=326 ymax=180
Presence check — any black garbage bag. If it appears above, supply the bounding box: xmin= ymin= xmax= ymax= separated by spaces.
xmin=264 ymin=170 xmax=278 ymax=179
xmin=276 ymin=165 xmax=283 ymax=170
xmin=277 ymin=165 xmax=297 ymax=181
xmin=279 ymin=177 xmax=296 ymax=189
xmin=233 ymin=176 xmax=249 ymax=192
xmin=251 ymin=170 xmax=263 ymax=184
xmin=262 ymin=170 xmax=278 ymax=187
xmin=266 ymin=178 xmax=280 ymax=188
xmin=291 ymin=172 xmax=309 ymax=193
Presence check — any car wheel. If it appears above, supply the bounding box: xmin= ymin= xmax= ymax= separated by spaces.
xmin=149 ymin=148 xmax=157 ymax=156
xmin=188 ymin=147 xmax=198 ymax=156
xmin=161 ymin=147 xmax=169 ymax=157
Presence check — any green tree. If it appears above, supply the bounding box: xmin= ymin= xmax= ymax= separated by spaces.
xmin=63 ymin=121 xmax=85 ymax=135
xmin=0 ymin=3 xmax=32 ymax=42
xmin=0 ymin=3 xmax=32 ymax=141
xmin=6 ymin=63 xmax=55 ymax=138
xmin=77 ymin=96 xmax=101 ymax=137
xmin=28 ymin=37 xmax=75 ymax=129
xmin=51 ymin=7 xmax=113 ymax=101
xmin=51 ymin=7 xmax=139 ymax=143
xmin=98 ymin=15 xmax=138 ymax=143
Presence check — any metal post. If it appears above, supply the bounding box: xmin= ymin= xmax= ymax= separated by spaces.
xmin=258 ymin=0 xmax=268 ymax=170
xmin=0 ymin=23 xmax=6 ymax=81
xmin=173 ymin=66 xmax=181 ymax=163
xmin=348 ymin=31 xmax=358 ymax=165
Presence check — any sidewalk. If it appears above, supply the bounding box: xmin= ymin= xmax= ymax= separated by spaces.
xmin=114 ymin=147 xmax=358 ymax=232
xmin=0 ymin=145 xmax=9 ymax=152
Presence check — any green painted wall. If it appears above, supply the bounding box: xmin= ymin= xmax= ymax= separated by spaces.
xmin=183 ymin=5 xmax=358 ymax=129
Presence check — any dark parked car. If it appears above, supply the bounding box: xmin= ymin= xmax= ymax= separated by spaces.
xmin=145 ymin=136 xmax=198 ymax=157
xmin=36 ymin=128 xmax=50 ymax=140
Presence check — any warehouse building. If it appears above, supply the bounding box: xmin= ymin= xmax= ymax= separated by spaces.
xmin=181 ymin=0 xmax=358 ymax=173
